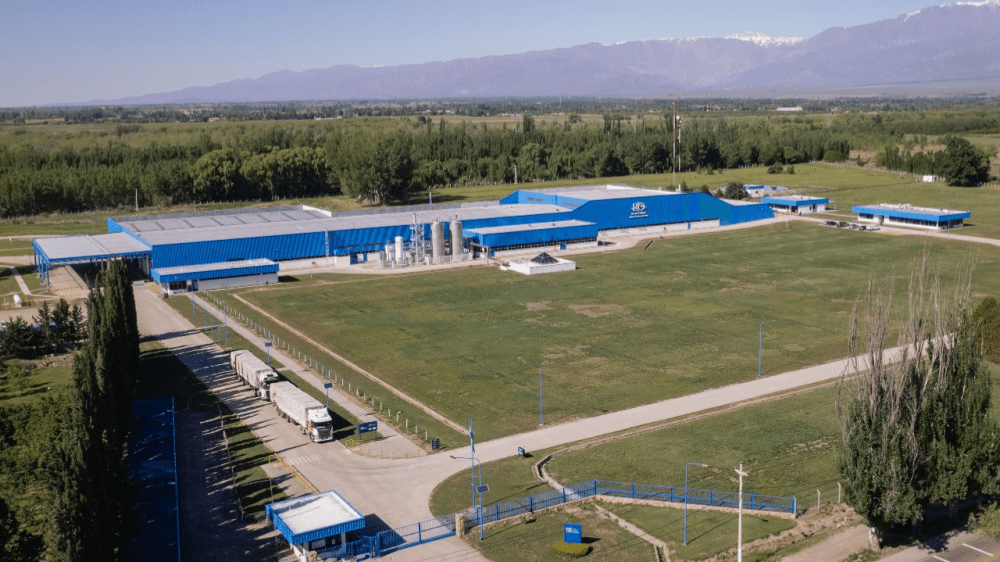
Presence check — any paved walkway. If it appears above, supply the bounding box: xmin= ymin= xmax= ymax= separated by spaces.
xmin=881 ymin=530 xmax=1000 ymax=562
xmin=782 ymin=524 xmax=869 ymax=562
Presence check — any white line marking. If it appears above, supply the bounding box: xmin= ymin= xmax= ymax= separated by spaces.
xmin=931 ymin=555 xmax=949 ymax=562
xmin=962 ymin=543 xmax=994 ymax=556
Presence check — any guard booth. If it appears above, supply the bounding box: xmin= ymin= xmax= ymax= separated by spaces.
xmin=266 ymin=490 xmax=366 ymax=561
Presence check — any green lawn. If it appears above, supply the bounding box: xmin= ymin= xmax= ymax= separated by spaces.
xmin=233 ymin=222 xmax=1000 ymax=440
xmin=465 ymin=503 xmax=654 ymax=562
xmin=600 ymin=501 xmax=795 ymax=561
xmin=0 ymin=361 xmax=72 ymax=406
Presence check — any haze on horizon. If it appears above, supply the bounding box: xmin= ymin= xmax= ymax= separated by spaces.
xmin=0 ymin=0 xmax=964 ymax=107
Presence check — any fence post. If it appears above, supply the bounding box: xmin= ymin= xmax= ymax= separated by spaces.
xmin=418 ymin=521 xmax=421 ymax=543
xmin=670 ymin=487 xmax=674 ymax=502
xmin=495 ymin=503 xmax=499 ymax=521
xmin=529 ymin=496 xmax=533 ymax=513
xmin=562 ymin=488 xmax=566 ymax=504
xmin=750 ymin=493 xmax=754 ymax=511
xmin=631 ymin=482 xmax=635 ymax=499
xmin=593 ymin=480 xmax=598 ymax=497
xmin=710 ymin=491 xmax=714 ymax=506
xmin=793 ymin=497 xmax=797 ymax=514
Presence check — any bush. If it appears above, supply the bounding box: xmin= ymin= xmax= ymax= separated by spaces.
xmin=970 ymin=502 xmax=1000 ymax=540
xmin=767 ymin=162 xmax=784 ymax=174
xmin=553 ymin=541 xmax=591 ymax=557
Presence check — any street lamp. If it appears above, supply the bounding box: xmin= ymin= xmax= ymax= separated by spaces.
xmin=451 ymin=455 xmax=485 ymax=540
xmin=684 ymin=462 xmax=707 ymax=546
xmin=735 ymin=463 xmax=748 ymax=562
xmin=539 ymin=362 xmax=550 ymax=426
xmin=758 ymin=320 xmax=774 ymax=377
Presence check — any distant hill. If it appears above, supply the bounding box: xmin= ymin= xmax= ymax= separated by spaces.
xmin=89 ymin=1 xmax=1000 ymax=105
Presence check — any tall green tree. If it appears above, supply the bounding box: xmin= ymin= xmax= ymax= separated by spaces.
xmin=940 ymin=136 xmax=991 ymax=187
xmin=838 ymin=257 xmax=1000 ymax=547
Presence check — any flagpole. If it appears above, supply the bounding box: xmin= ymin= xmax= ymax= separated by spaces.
xmin=469 ymin=418 xmax=476 ymax=510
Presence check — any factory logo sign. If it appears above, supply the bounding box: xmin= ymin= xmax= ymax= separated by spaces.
xmin=629 ymin=201 xmax=649 ymax=219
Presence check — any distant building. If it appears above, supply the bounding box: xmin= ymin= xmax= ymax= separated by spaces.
xmin=745 ymin=185 xmax=790 ymax=198
xmin=852 ymin=203 xmax=970 ymax=230
xmin=776 ymin=107 xmax=803 ymax=112
xmin=921 ymin=175 xmax=939 ymax=183
xmin=762 ymin=195 xmax=829 ymax=215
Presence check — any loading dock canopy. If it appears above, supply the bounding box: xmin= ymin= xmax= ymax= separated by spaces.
xmin=266 ymin=490 xmax=366 ymax=545
xmin=34 ymin=232 xmax=151 ymax=263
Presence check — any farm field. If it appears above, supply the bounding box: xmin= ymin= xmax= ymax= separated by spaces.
xmin=230 ymin=222 xmax=1000 ymax=440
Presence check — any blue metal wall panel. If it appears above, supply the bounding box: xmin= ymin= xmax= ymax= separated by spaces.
xmin=328 ymin=225 xmax=413 ymax=256
xmin=151 ymin=232 xmax=325 ymax=268
xmin=151 ymin=262 xmax=279 ymax=284
xmin=721 ymin=202 xmax=775 ymax=225
xmin=852 ymin=205 xmax=970 ymax=223
xmin=468 ymin=223 xmax=599 ymax=247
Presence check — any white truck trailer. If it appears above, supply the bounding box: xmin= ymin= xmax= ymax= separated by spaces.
xmin=269 ymin=381 xmax=334 ymax=442
xmin=230 ymin=350 xmax=280 ymax=401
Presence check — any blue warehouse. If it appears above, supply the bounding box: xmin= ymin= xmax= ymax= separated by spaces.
xmin=33 ymin=185 xmax=775 ymax=291
xmin=852 ymin=203 xmax=970 ymax=231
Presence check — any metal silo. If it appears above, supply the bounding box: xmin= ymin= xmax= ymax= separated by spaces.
xmin=394 ymin=236 xmax=404 ymax=265
xmin=450 ymin=218 xmax=463 ymax=263
xmin=431 ymin=221 xmax=445 ymax=264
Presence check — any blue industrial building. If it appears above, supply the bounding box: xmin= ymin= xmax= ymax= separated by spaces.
xmin=33 ymin=185 xmax=775 ymax=289
xmin=761 ymin=195 xmax=829 ymax=215
xmin=852 ymin=203 xmax=970 ymax=230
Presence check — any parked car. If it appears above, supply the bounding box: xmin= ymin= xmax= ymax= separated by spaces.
xmin=823 ymin=220 xmax=839 ymax=227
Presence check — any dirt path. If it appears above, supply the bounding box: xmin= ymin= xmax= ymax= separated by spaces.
xmin=175 ymin=409 xmax=283 ymax=561
xmin=228 ymin=292 xmax=466 ymax=435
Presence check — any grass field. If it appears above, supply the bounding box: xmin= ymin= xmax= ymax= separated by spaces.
xmin=0 ymin=360 xmax=72 ymax=406
xmin=600 ymin=501 xmax=796 ymax=561
xmin=464 ymin=503 xmax=654 ymax=562
xmin=232 ymin=222 xmax=1000 ymax=440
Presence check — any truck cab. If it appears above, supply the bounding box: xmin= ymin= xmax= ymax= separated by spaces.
xmin=256 ymin=369 xmax=281 ymax=401
xmin=306 ymin=410 xmax=334 ymax=442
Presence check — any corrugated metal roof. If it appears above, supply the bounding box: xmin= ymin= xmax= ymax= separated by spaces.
xmin=853 ymin=203 xmax=969 ymax=218
xmin=762 ymin=195 xmax=829 ymax=206
xmin=466 ymin=219 xmax=594 ymax=235
xmin=35 ymin=232 xmax=151 ymax=261
xmin=129 ymin=203 xmax=569 ymax=246
xmin=152 ymin=258 xmax=276 ymax=276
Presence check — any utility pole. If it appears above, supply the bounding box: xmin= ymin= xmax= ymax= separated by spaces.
xmin=135 ymin=188 xmax=139 ymax=212
xmin=736 ymin=463 xmax=748 ymax=562
xmin=672 ymin=102 xmax=677 ymax=190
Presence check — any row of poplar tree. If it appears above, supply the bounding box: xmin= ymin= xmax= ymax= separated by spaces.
xmin=0 ymin=261 xmax=138 ymax=560
xmin=838 ymin=259 xmax=1000 ymax=546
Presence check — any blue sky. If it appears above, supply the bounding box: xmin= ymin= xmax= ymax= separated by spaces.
xmin=1 ymin=0 xmax=947 ymax=107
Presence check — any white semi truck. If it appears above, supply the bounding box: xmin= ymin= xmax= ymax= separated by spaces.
xmin=229 ymin=350 xmax=280 ymax=401
xmin=269 ymin=381 xmax=334 ymax=442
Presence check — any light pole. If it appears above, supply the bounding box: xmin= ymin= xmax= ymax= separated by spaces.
xmin=539 ymin=362 xmax=549 ymax=426
xmin=758 ymin=320 xmax=773 ymax=377
xmin=451 ymin=455 xmax=484 ymax=540
xmin=735 ymin=463 xmax=748 ymax=562
xmin=684 ymin=462 xmax=707 ymax=546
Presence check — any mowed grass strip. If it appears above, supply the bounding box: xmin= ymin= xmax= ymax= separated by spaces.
xmin=236 ymin=222 xmax=1000 ymax=439
xmin=160 ymin=294 xmax=361 ymax=442
xmin=466 ymin=503 xmax=654 ymax=562
xmin=136 ymin=340 xmax=287 ymax=521
xmin=598 ymin=501 xmax=795 ymax=561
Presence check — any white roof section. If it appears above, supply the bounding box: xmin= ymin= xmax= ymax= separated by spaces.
xmin=152 ymin=258 xmax=276 ymax=276
xmin=858 ymin=203 xmax=967 ymax=215
xmin=765 ymin=195 xmax=824 ymax=202
xmin=465 ymin=219 xmax=594 ymax=235
xmin=528 ymin=184 xmax=680 ymax=201
xmin=270 ymin=490 xmax=363 ymax=536
xmin=35 ymin=232 xmax=151 ymax=261
xmin=119 ymin=203 xmax=569 ymax=245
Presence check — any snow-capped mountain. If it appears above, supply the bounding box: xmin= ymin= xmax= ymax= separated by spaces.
xmin=91 ymin=2 xmax=1000 ymax=105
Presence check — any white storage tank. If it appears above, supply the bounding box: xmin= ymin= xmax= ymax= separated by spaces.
xmin=395 ymin=236 xmax=404 ymax=265
xmin=431 ymin=221 xmax=445 ymax=264
xmin=385 ymin=243 xmax=394 ymax=266
xmin=450 ymin=219 xmax=463 ymax=263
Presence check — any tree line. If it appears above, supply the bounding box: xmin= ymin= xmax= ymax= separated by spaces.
xmin=874 ymin=135 xmax=994 ymax=186
xmin=0 ymin=261 xmax=138 ymax=560
xmin=1 ymin=105 xmax=998 ymax=216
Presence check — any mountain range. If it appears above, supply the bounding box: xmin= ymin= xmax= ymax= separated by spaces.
xmin=95 ymin=1 xmax=1000 ymax=105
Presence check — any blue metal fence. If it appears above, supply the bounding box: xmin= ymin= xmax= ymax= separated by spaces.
xmin=350 ymin=480 xmax=795 ymax=559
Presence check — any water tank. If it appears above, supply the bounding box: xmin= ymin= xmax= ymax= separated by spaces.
xmin=385 ymin=243 xmax=394 ymax=265
xmin=12 ymin=294 xmax=23 ymax=307
xmin=395 ymin=236 xmax=404 ymax=264
xmin=431 ymin=221 xmax=445 ymax=264
xmin=450 ymin=219 xmax=463 ymax=263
